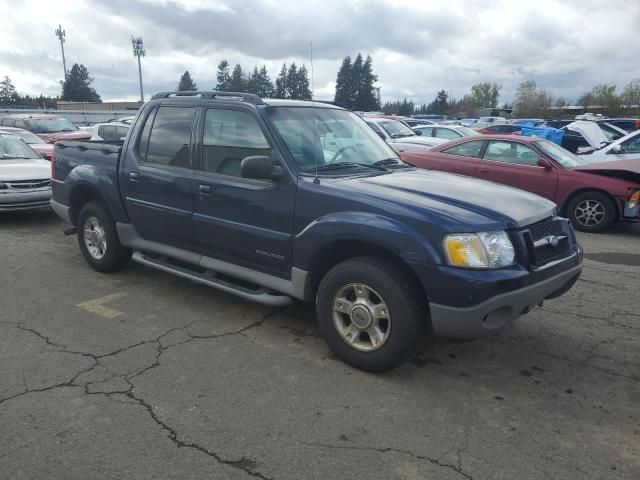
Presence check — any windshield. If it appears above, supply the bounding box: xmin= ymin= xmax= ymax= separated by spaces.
xmin=534 ymin=140 xmax=593 ymax=168
xmin=0 ymin=135 xmax=41 ymax=159
xmin=1 ymin=129 xmax=45 ymax=144
xmin=29 ymin=118 xmax=77 ymax=134
xmin=267 ymin=107 xmax=402 ymax=173
xmin=378 ymin=120 xmax=415 ymax=138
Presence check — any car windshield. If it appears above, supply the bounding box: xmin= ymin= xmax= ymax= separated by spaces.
xmin=534 ymin=140 xmax=593 ymax=168
xmin=0 ymin=135 xmax=41 ymax=159
xmin=1 ymin=129 xmax=45 ymax=144
xmin=29 ymin=118 xmax=77 ymax=133
xmin=267 ymin=107 xmax=403 ymax=173
xmin=378 ymin=120 xmax=416 ymax=138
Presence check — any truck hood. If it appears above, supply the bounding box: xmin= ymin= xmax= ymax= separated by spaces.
xmin=0 ymin=158 xmax=51 ymax=181
xmin=336 ymin=169 xmax=556 ymax=229
xmin=572 ymin=159 xmax=640 ymax=184
xmin=37 ymin=131 xmax=92 ymax=143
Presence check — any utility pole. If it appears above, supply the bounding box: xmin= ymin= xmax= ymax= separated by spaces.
xmin=131 ymin=36 xmax=145 ymax=102
xmin=55 ymin=24 xmax=67 ymax=81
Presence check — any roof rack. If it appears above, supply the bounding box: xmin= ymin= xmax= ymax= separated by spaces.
xmin=151 ymin=91 xmax=265 ymax=105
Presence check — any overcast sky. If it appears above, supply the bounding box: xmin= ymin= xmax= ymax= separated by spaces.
xmin=1 ymin=0 xmax=639 ymax=105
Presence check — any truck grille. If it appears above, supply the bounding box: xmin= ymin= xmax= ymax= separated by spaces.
xmin=524 ymin=217 xmax=573 ymax=267
xmin=4 ymin=179 xmax=52 ymax=190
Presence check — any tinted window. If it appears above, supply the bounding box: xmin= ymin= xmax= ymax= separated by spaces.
xmin=442 ymin=140 xmax=485 ymax=159
xmin=434 ymin=128 xmax=460 ymax=140
xmin=137 ymin=108 xmax=157 ymax=160
xmin=201 ymin=109 xmax=270 ymax=177
xmin=484 ymin=141 xmax=541 ymax=166
xmin=144 ymin=107 xmax=195 ymax=168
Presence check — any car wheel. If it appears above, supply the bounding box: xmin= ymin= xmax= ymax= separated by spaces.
xmin=316 ymin=257 xmax=425 ymax=372
xmin=566 ymin=191 xmax=616 ymax=233
xmin=77 ymin=201 xmax=131 ymax=272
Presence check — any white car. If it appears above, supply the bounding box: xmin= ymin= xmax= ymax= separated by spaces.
xmin=365 ymin=118 xmax=447 ymax=153
xmin=581 ymin=129 xmax=640 ymax=163
xmin=0 ymin=133 xmax=52 ymax=212
xmin=472 ymin=116 xmax=508 ymax=129
xmin=90 ymin=122 xmax=130 ymax=142
xmin=412 ymin=124 xmax=478 ymax=141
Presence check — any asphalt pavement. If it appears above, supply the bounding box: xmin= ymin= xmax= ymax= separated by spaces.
xmin=1 ymin=210 xmax=638 ymax=480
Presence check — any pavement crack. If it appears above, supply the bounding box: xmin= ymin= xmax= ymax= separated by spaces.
xmin=296 ymin=440 xmax=473 ymax=479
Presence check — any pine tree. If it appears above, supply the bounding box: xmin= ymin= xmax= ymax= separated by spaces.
xmin=296 ymin=65 xmax=312 ymax=100
xmin=177 ymin=70 xmax=197 ymax=91
xmin=355 ymin=55 xmax=379 ymax=111
xmin=254 ymin=65 xmax=274 ymax=98
xmin=216 ymin=60 xmax=231 ymax=91
xmin=350 ymin=54 xmax=364 ymax=109
xmin=229 ymin=64 xmax=246 ymax=92
xmin=275 ymin=63 xmax=288 ymax=98
xmin=286 ymin=63 xmax=299 ymax=99
xmin=60 ymin=64 xmax=101 ymax=102
xmin=334 ymin=56 xmax=353 ymax=107
xmin=0 ymin=76 xmax=19 ymax=105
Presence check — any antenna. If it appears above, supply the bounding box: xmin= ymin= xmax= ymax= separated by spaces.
xmin=310 ymin=40 xmax=319 ymax=184
xmin=310 ymin=42 xmax=314 ymax=100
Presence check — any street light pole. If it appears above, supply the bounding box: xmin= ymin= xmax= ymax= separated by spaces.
xmin=55 ymin=24 xmax=67 ymax=80
xmin=131 ymin=37 xmax=145 ymax=102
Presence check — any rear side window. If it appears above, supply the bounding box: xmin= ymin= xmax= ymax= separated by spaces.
xmin=434 ymin=128 xmax=460 ymax=140
xmin=116 ymin=127 xmax=129 ymax=139
xmin=621 ymin=134 xmax=640 ymax=153
xmin=442 ymin=140 xmax=485 ymax=159
xmin=98 ymin=125 xmax=116 ymax=141
xmin=143 ymin=106 xmax=195 ymax=168
xmin=484 ymin=141 xmax=541 ymax=166
xmin=1 ymin=119 xmax=15 ymax=127
xmin=200 ymin=109 xmax=270 ymax=178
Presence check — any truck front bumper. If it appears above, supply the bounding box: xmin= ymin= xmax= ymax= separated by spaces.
xmin=428 ymin=262 xmax=582 ymax=339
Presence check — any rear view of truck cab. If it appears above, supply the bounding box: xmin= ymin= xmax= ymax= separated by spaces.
xmin=50 ymin=91 xmax=582 ymax=372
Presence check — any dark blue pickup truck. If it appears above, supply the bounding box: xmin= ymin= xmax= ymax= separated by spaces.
xmin=51 ymin=91 xmax=582 ymax=372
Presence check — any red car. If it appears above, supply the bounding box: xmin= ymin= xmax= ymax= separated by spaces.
xmin=401 ymin=135 xmax=640 ymax=232
xmin=0 ymin=126 xmax=54 ymax=160
xmin=0 ymin=114 xmax=91 ymax=143
xmin=475 ymin=124 xmax=522 ymax=135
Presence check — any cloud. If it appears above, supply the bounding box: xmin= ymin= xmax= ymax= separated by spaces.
xmin=0 ymin=0 xmax=639 ymax=104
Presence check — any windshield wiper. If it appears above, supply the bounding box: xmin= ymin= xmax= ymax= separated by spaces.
xmin=314 ymin=162 xmax=388 ymax=172
xmin=372 ymin=158 xmax=406 ymax=167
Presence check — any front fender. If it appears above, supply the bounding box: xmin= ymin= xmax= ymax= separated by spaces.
xmin=293 ymin=211 xmax=441 ymax=270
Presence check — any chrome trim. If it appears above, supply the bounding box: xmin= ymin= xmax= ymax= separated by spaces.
xmin=533 ymin=235 xmax=568 ymax=248
xmin=535 ymin=251 xmax=578 ymax=271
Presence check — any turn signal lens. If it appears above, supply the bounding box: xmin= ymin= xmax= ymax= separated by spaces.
xmin=629 ymin=191 xmax=640 ymax=209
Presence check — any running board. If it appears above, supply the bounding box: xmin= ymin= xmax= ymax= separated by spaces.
xmin=131 ymin=251 xmax=293 ymax=307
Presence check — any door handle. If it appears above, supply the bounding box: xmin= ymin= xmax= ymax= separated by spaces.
xmin=128 ymin=171 xmax=140 ymax=182
xmin=198 ymin=184 xmax=213 ymax=195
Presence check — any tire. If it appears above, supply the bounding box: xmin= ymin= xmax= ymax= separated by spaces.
xmin=566 ymin=191 xmax=616 ymax=233
xmin=77 ymin=201 xmax=131 ymax=273
xmin=316 ymin=257 xmax=426 ymax=373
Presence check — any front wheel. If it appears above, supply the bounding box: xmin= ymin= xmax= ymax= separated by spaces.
xmin=77 ymin=201 xmax=131 ymax=272
xmin=316 ymin=257 xmax=426 ymax=372
xmin=566 ymin=191 xmax=616 ymax=233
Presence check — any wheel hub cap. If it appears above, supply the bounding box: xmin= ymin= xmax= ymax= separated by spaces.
xmin=332 ymin=283 xmax=391 ymax=352
xmin=83 ymin=216 xmax=107 ymax=260
xmin=575 ymin=200 xmax=605 ymax=226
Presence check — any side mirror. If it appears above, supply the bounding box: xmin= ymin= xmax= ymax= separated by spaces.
xmin=413 ymin=129 xmax=422 ymax=136
xmin=611 ymin=144 xmax=622 ymax=154
xmin=241 ymin=155 xmax=283 ymax=180
xmin=537 ymin=158 xmax=553 ymax=170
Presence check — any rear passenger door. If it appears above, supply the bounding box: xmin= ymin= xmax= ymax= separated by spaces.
xmin=191 ymin=106 xmax=296 ymax=277
xmin=120 ymin=105 xmax=197 ymax=250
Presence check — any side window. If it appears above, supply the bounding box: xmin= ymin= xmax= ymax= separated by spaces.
xmin=116 ymin=127 xmax=129 ymax=139
xmin=484 ymin=141 xmax=541 ymax=166
xmin=442 ymin=140 xmax=485 ymax=159
xmin=136 ymin=108 xmax=157 ymax=161
xmin=200 ymin=109 xmax=271 ymax=178
xmin=416 ymin=127 xmax=433 ymax=137
xmin=621 ymin=134 xmax=640 ymax=153
xmin=100 ymin=126 xmax=117 ymax=141
xmin=367 ymin=122 xmax=386 ymax=139
xmin=14 ymin=119 xmax=25 ymax=129
xmin=435 ymin=128 xmax=460 ymax=140
xmin=1 ymin=119 xmax=15 ymax=127
xmin=145 ymin=107 xmax=195 ymax=168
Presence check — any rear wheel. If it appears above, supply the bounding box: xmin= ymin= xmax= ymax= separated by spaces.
xmin=316 ymin=257 xmax=425 ymax=372
xmin=77 ymin=201 xmax=131 ymax=272
xmin=566 ymin=191 xmax=616 ymax=233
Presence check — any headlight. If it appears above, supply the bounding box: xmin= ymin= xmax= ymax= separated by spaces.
xmin=443 ymin=231 xmax=515 ymax=268
xmin=629 ymin=191 xmax=640 ymax=209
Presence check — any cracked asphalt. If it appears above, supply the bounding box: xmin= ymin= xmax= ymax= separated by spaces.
xmin=1 ymin=210 xmax=639 ymax=480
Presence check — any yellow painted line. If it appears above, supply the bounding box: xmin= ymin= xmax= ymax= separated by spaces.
xmin=77 ymin=292 xmax=129 ymax=318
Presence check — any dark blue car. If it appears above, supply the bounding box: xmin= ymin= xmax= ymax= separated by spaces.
xmin=50 ymin=92 xmax=582 ymax=372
